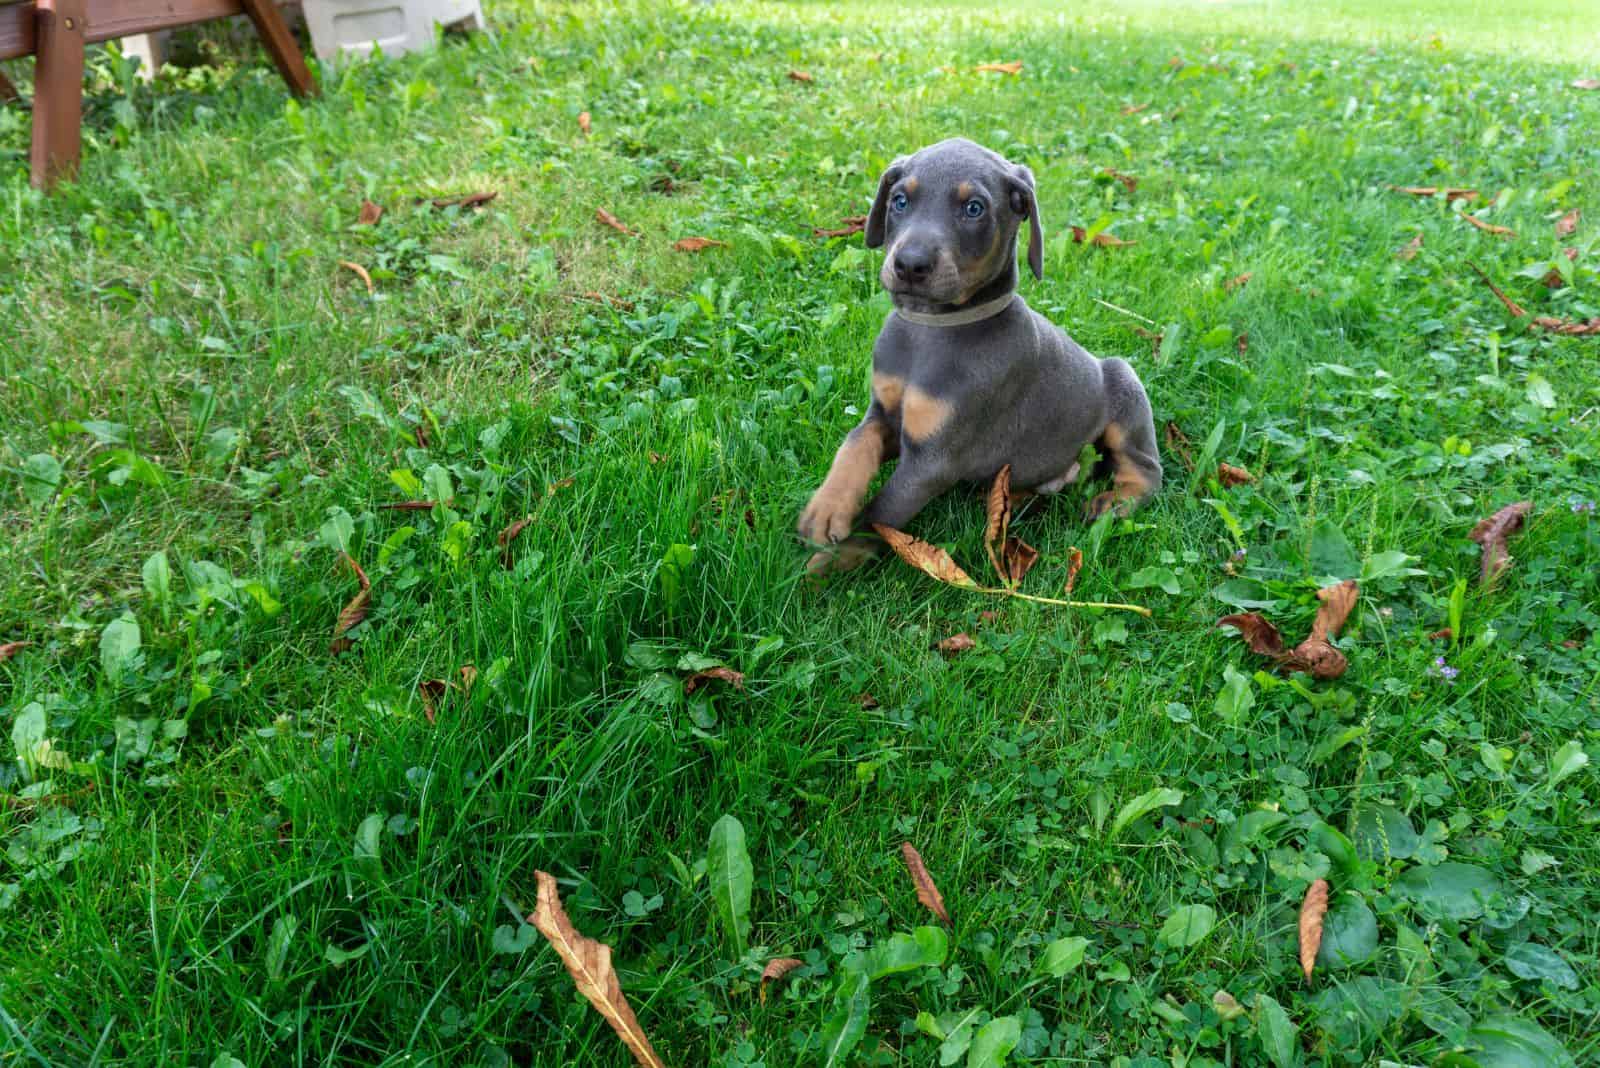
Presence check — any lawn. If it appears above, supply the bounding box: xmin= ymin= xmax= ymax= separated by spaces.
xmin=3 ymin=1 xmax=1600 ymax=1065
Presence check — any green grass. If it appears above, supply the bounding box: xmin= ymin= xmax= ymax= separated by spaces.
xmin=3 ymin=1 xmax=1600 ymax=1065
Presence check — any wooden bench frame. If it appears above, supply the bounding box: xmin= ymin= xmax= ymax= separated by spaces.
xmin=1 ymin=0 xmax=316 ymax=188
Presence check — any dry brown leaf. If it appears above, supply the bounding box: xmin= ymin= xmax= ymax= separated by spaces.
xmin=935 ymin=632 xmax=977 ymax=655
xmin=975 ymin=60 xmax=1024 ymax=75
xmin=418 ymin=678 xmax=450 ymax=724
xmin=873 ymin=525 xmax=979 ymax=589
xmin=430 ymin=191 xmax=497 ymax=210
xmin=684 ymin=666 xmax=744 ymax=695
xmin=578 ymin=110 xmax=592 ymax=135
xmin=330 ymin=554 xmax=371 ymax=654
xmin=1070 ymin=226 xmax=1137 ymax=247
xmin=338 ymin=260 xmax=375 ymax=296
xmin=1217 ymin=462 xmax=1255 ymax=487
xmin=1530 ymin=315 xmax=1600 ymax=335
xmin=357 ymin=199 xmax=384 ymax=225
xmin=1468 ymin=262 xmax=1526 ymax=318
xmin=1001 ymin=537 xmax=1039 ymax=584
xmin=459 ymin=664 xmax=478 ymax=692
xmin=812 ymin=215 xmax=867 ymax=238
xmin=977 ymin=609 xmax=1002 ymax=625
xmin=1218 ymin=613 xmax=1289 ymax=658
xmin=1224 ymin=272 xmax=1252 ymax=292
xmin=1555 ymin=208 xmax=1579 ymax=236
xmin=648 ymin=452 xmax=668 ymax=464
xmin=1572 ymin=78 xmax=1600 ymax=90
xmin=1164 ymin=422 xmax=1195 ymax=470
xmin=984 ymin=465 xmax=1013 ymax=583
xmin=1461 ymin=213 xmax=1516 ymax=238
xmin=1299 ymin=878 xmax=1329 ymax=982
xmin=900 ymin=842 xmax=952 ymax=925
xmin=1396 ymin=233 xmax=1423 ymax=260
xmin=548 ymin=478 xmax=576 ymax=496
xmin=1237 ymin=332 xmax=1250 ymax=356
xmin=1120 ymin=102 xmax=1149 ymax=115
xmin=1305 ymin=580 xmax=1358 ymax=643
xmin=1101 ymin=169 xmax=1138 ymax=194
xmin=760 ymin=957 xmax=804 ymax=1003
xmin=787 ymin=69 xmax=815 ymax=83
xmin=1390 ymin=185 xmax=1478 ymax=202
xmin=854 ymin=692 xmax=880 ymax=709
xmin=531 ymin=871 xmax=668 ymax=1068
xmin=378 ymin=500 xmax=436 ymax=511
xmin=1469 ymin=501 xmax=1533 ymax=585
xmin=1064 ymin=546 xmax=1084 ymax=595
xmin=0 ymin=641 xmax=31 ymax=663
xmin=595 ymin=208 xmax=637 ymax=236
xmin=673 ymin=237 xmax=728 ymax=252
xmin=1428 ymin=628 xmax=1453 ymax=641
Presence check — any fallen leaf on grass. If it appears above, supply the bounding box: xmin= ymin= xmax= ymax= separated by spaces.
xmin=812 ymin=215 xmax=867 ymax=238
xmin=975 ymin=60 xmax=1023 ymax=75
xmin=1396 ymin=233 xmax=1423 ymax=260
xmin=1539 ymin=248 xmax=1580 ymax=287
xmin=0 ymin=641 xmax=31 ymax=663
xmin=1224 ymin=272 xmax=1252 ymax=292
xmin=1572 ymin=78 xmax=1600 ymax=90
xmin=548 ymin=478 xmax=576 ymax=495
xmin=760 ymin=958 xmax=804 ymax=1003
xmin=498 ymin=516 xmax=533 ymax=566
xmin=1460 ymin=213 xmax=1516 ymax=238
xmin=1555 ymin=208 xmax=1579 ymax=236
xmin=338 ymin=260 xmax=375 ymax=296
xmin=1101 ymin=169 xmax=1138 ymax=193
xmin=378 ymin=500 xmax=436 ymax=511
xmin=1299 ymin=879 xmax=1329 ymax=982
xmin=1001 ymin=538 xmax=1039 ymax=584
xmin=787 ymin=69 xmax=814 ymax=83
xmin=430 ymin=191 xmax=497 ymax=210
xmin=1428 ymin=628 xmax=1453 ymax=640
xmin=984 ymin=465 xmax=1013 ymax=583
xmin=1390 ymin=185 xmax=1478 ymax=202
xmin=459 ymin=664 xmax=477 ymax=691
xmin=1064 ymin=547 xmax=1084 ymax=595
xmin=874 ymin=525 xmax=978 ymax=589
xmin=330 ymin=554 xmax=371 ymax=655
xmin=1530 ymin=315 xmax=1600 ymax=335
xmin=595 ymin=208 xmax=637 ymax=236
xmin=1070 ymin=226 xmax=1137 ymax=247
xmin=1164 ymin=422 xmax=1195 ymax=470
xmin=578 ymin=110 xmax=591 ymax=135
xmin=935 ymin=632 xmax=976 ymax=655
xmin=900 ymin=842 xmax=952 ymax=925
xmin=531 ymin=871 xmax=668 ymax=1068
xmin=1120 ymin=102 xmax=1149 ymax=115
xmin=684 ymin=666 xmax=744 ymax=695
xmin=357 ymin=200 xmax=384 ymax=225
xmin=673 ymin=237 xmax=728 ymax=252
xmin=1218 ymin=580 xmax=1358 ymax=680
xmin=854 ymin=692 xmax=880 ymax=709
xmin=1217 ymin=462 xmax=1254 ymax=486
xmin=1237 ymin=332 xmax=1249 ymax=355
xmin=418 ymin=678 xmax=450 ymax=724
xmin=1468 ymin=262 xmax=1526 ymax=318
xmin=1468 ymin=501 xmax=1533 ymax=585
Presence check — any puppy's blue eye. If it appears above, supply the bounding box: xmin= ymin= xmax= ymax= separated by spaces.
xmin=964 ymin=199 xmax=985 ymax=218
xmin=890 ymin=192 xmax=908 ymax=213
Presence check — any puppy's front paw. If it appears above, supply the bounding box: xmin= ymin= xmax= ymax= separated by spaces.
xmin=797 ymin=489 xmax=857 ymax=545
xmin=1083 ymin=491 xmax=1133 ymax=521
xmin=806 ymin=536 xmax=881 ymax=577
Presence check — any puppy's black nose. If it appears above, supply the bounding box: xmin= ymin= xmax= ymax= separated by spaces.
xmin=893 ymin=244 xmax=934 ymax=283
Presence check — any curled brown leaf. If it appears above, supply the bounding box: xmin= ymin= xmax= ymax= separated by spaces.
xmin=760 ymin=957 xmax=804 ymax=1003
xmin=418 ymin=678 xmax=449 ymax=724
xmin=854 ymin=692 xmax=880 ymax=709
xmin=430 ymin=191 xmax=497 ymax=210
xmin=1390 ymin=185 xmax=1478 ymax=202
xmin=0 ymin=641 xmax=31 ymax=663
xmin=1217 ymin=613 xmax=1288 ymax=658
xmin=984 ymin=465 xmax=1013 ymax=583
xmin=1554 ymin=208 xmax=1579 ymax=236
xmin=673 ymin=237 xmax=728 ymax=252
xmin=1530 ymin=315 xmax=1600 ymax=335
xmin=338 ymin=260 xmax=375 ymax=296
xmin=595 ymin=208 xmax=637 ymax=236
xmin=459 ymin=664 xmax=478 ymax=692
xmin=787 ymin=69 xmax=814 ymax=83
xmin=1468 ymin=501 xmax=1533 ymax=585
xmin=1001 ymin=537 xmax=1039 ymax=584
xmin=330 ymin=554 xmax=371 ymax=654
xmin=1219 ymin=581 xmax=1357 ymax=680
xmin=873 ymin=525 xmax=979 ymax=589
xmin=975 ymin=60 xmax=1023 ymax=75
xmin=531 ymin=871 xmax=668 ymax=1068
xmin=578 ymin=110 xmax=592 ymax=135
xmin=1120 ymin=101 xmax=1149 ymax=115
xmin=1070 ymin=226 xmax=1137 ymax=247
xmin=357 ymin=199 xmax=384 ymax=225
xmin=900 ymin=842 xmax=952 ymax=925
xmin=1396 ymin=233 xmax=1423 ymax=260
xmin=1299 ymin=878 xmax=1329 ymax=982
xmin=1461 ymin=213 xmax=1516 ymax=238
xmin=1101 ymin=169 xmax=1138 ymax=194
xmin=1572 ymin=78 xmax=1600 ymax=90
xmin=1064 ymin=546 xmax=1084 ymax=595
xmin=498 ymin=516 xmax=533 ymax=566
xmin=935 ymin=632 xmax=976 ymax=655
xmin=684 ymin=666 xmax=744 ymax=695
xmin=1224 ymin=272 xmax=1252 ymax=292
xmin=1468 ymin=262 xmax=1526 ymax=318
xmin=1217 ymin=462 xmax=1255 ymax=487
xmin=813 ymin=215 xmax=867 ymax=238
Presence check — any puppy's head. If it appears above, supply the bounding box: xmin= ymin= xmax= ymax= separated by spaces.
xmin=865 ymin=138 xmax=1043 ymax=306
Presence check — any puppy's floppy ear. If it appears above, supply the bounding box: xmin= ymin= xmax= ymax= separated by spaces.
xmin=1008 ymin=164 xmax=1044 ymax=280
xmin=864 ymin=156 xmax=908 ymax=249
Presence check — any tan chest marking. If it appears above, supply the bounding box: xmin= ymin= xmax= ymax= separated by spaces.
xmin=872 ymin=371 xmax=905 ymax=413
xmin=902 ymin=384 xmax=954 ymax=443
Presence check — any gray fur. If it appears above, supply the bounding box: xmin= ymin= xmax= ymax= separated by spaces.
xmin=799 ymin=138 xmax=1162 ymax=571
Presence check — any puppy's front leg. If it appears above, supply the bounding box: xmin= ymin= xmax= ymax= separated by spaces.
xmin=799 ymin=415 xmax=896 ymax=546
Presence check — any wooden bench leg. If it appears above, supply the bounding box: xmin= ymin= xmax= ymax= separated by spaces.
xmin=31 ymin=0 xmax=88 ymax=188
xmin=239 ymin=0 xmax=317 ymax=98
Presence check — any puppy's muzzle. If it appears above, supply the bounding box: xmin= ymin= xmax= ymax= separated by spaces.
xmin=891 ymin=242 xmax=935 ymax=284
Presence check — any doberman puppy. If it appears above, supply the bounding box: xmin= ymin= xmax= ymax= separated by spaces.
xmin=798 ymin=137 xmax=1163 ymax=573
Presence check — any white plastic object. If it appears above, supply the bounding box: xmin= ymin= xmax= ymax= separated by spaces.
xmin=300 ymin=0 xmax=484 ymax=62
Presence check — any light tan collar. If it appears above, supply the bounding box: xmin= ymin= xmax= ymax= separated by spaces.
xmin=893 ymin=292 xmax=1016 ymax=328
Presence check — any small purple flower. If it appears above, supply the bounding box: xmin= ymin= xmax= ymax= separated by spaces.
xmin=1231 ymin=548 xmax=1248 ymax=561
xmin=1570 ymin=497 xmax=1597 ymax=515
xmin=1429 ymin=655 xmax=1459 ymax=683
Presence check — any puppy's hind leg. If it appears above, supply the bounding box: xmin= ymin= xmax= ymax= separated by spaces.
xmin=1085 ymin=358 xmax=1163 ymax=519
